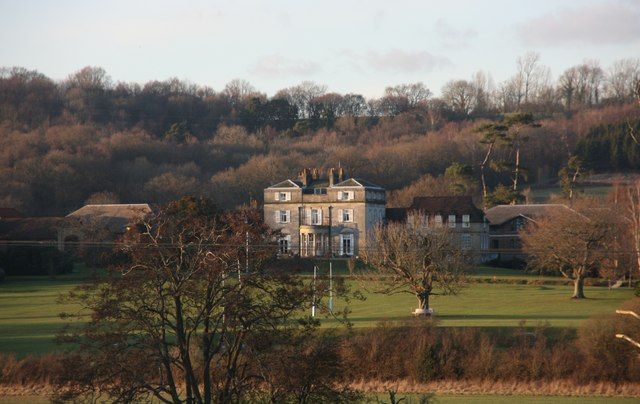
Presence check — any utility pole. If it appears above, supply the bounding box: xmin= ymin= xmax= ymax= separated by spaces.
xmin=329 ymin=261 xmax=333 ymax=312
xmin=311 ymin=265 xmax=317 ymax=317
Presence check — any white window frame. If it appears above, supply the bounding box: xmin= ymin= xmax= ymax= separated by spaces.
xmin=277 ymin=210 xmax=290 ymax=224
xmin=341 ymin=209 xmax=353 ymax=223
xmin=462 ymin=214 xmax=470 ymax=228
xmin=448 ymin=214 xmax=456 ymax=228
xmin=311 ymin=208 xmax=321 ymax=225
xmin=338 ymin=190 xmax=354 ymax=201
xmin=276 ymin=192 xmax=291 ymax=202
xmin=434 ymin=215 xmax=443 ymax=227
xmin=340 ymin=234 xmax=354 ymax=256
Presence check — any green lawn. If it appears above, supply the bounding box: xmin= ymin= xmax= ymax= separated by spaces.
xmin=528 ymin=184 xmax=611 ymax=203
xmin=323 ymin=281 xmax=633 ymax=328
xmin=0 ymin=266 xmax=635 ymax=357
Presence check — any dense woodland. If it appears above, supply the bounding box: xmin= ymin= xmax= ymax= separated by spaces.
xmin=1 ymin=53 xmax=639 ymax=215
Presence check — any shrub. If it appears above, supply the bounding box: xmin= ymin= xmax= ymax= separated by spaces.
xmin=0 ymin=246 xmax=73 ymax=276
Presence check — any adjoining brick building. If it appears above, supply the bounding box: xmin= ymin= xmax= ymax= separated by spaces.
xmin=387 ymin=196 xmax=489 ymax=262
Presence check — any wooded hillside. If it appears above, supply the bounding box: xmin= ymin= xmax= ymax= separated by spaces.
xmin=0 ymin=56 xmax=639 ymax=215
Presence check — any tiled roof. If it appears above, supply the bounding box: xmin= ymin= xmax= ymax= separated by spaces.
xmin=409 ymin=196 xmax=485 ymax=222
xmin=484 ymin=204 xmax=575 ymax=226
xmin=67 ymin=204 xmax=152 ymax=232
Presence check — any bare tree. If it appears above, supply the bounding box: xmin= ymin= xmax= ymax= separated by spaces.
xmin=441 ymin=80 xmax=477 ymax=116
xmin=521 ymin=202 xmax=615 ymax=299
xmin=275 ymin=81 xmax=327 ymax=118
xmin=223 ymin=79 xmax=259 ymax=106
xmin=384 ymin=82 xmax=432 ymax=108
xmin=515 ymin=52 xmax=550 ymax=106
xmin=362 ymin=221 xmax=469 ymax=316
xmin=610 ymin=181 xmax=640 ymax=285
xmin=56 ymin=197 xmax=343 ymax=403
xmin=606 ymin=58 xmax=640 ymax=102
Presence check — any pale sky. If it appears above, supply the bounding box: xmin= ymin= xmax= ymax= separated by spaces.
xmin=1 ymin=0 xmax=639 ymax=97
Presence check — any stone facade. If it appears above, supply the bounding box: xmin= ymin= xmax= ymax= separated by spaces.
xmin=263 ymin=168 xmax=385 ymax=257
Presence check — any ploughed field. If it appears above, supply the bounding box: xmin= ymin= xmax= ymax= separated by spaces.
xmin=0 ymin=265 xmax=634 ymax=357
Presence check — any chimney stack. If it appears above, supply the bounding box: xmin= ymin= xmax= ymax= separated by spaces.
xmin=328 ymin=168 xmax=339 ymax=187
xmin=298 ymin=168 xmax=312 ymax=187
xmin=338 ymin=167 xmax=345 ymax=182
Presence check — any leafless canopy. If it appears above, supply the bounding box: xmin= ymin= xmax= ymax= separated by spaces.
xmin=361 ymin=221 xmax=469 ymax=314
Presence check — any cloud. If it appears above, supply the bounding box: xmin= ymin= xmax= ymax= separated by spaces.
xmin=435 ymin=19 xmax=478 ymax=48
xmin=248 ymin=55 xmax=321 ymax=78
xmin=517 ymin=1 xmax=640 ymax=46
xmin=340 ymin=48 xmax=452 ymax=74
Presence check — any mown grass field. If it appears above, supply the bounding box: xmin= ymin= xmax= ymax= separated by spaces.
xmin=0 ymin=265 xmax=634 ymax=357
xmin=326 ymin=280 xmax=632 ymax=328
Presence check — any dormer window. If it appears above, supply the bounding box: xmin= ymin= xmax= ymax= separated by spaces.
xmin=462 ymin=214 xmax=470 ymax=228
xmin=448 ymin=214 xmax=456 ymax=228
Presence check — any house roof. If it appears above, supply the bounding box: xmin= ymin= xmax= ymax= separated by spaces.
xmin=0 ymin=208 xmax=23 ymax=219
xmin=67 ymin=204 xmax=152 ymax=232
xmin=386 ymin=196 xmax=484 ymax=223
xmin=0 ymin=217 xmax=65 ymax=241
xmin=484 ymin=204 xmax=575 ymax=226
xmin=333 ymin=178 xmax=384 ymax=189
xmin=268 ymin=177 xmax=384 ymax=190
xmin=267 ymin=179 xmax=302 ymax=189
xmin=409 ymin=196 xmax=485 ymax=222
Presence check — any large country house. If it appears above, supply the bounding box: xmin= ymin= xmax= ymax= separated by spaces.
xmin=263 ymin=168 xmax=386 ymax=257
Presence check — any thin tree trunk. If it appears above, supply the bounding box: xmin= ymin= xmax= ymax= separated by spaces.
xmin=572 ymin=276 xmax=586 ymax=299
xmin=512 ymin=146 xmax=520 ymax=204
xmin=480 ymin=142 xmax=495 ymax=204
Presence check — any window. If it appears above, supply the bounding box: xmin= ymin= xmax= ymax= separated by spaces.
xmin=434 ymin=215 xmax=443 ymax=227
xmin=340 ymin=234 xmax=354 ymax=256
xmin=339 ymin=191 xmax=353 ymax=201
xmin=462 ymin=214 xmax=470 ymax=228
xmin=341 ymin=209 xmax=353 ymax=222
xmin=278 ymin=235 xmax=291 ymax=254
xmin=313 ymin=188 xmax=327 ymax=195
xmin=461 ymin=233 xmax=471 ymax=250
xmin=276 ymin=192 xmax=290 ymax=202
xmin=275 ymin=210 xmax=290 ymax=223
xmin=448 ymin=214 xmax=456 ymax=228
xmin=311 ymin=208 xmax=321 ymax=225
